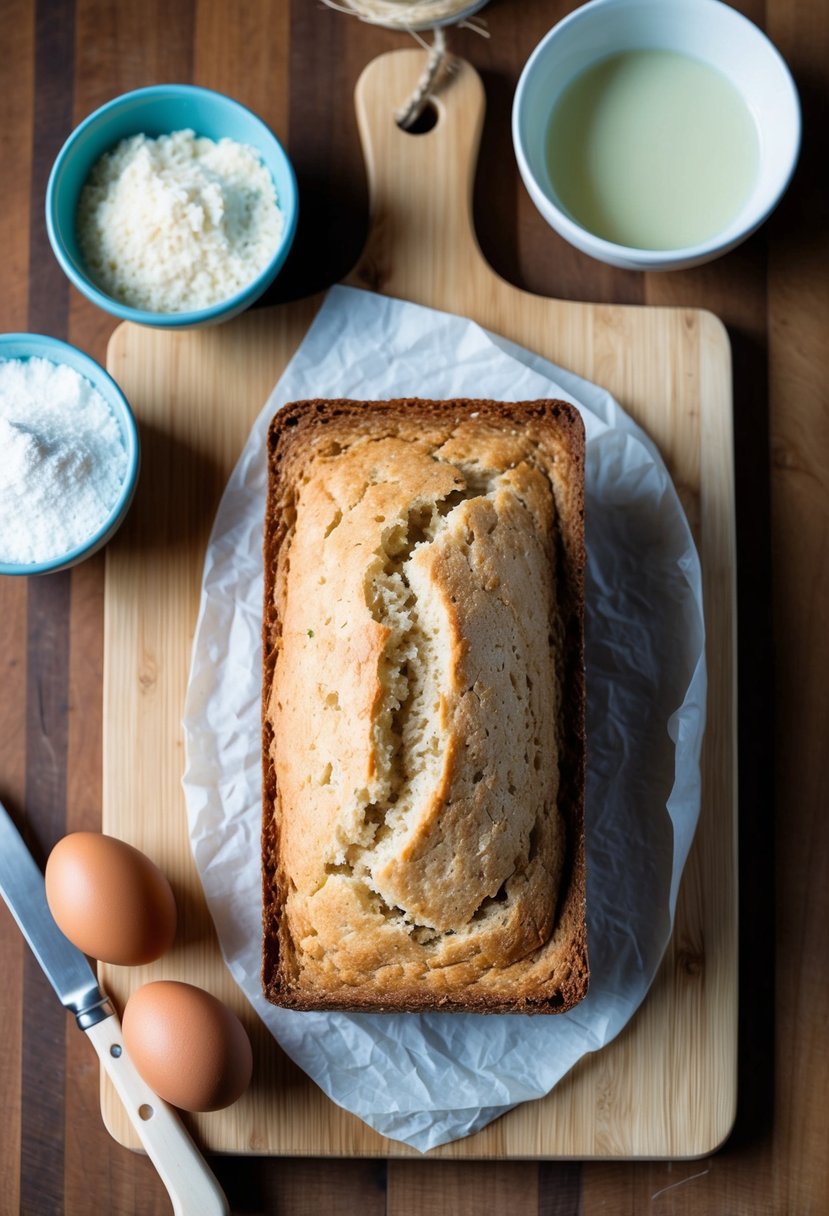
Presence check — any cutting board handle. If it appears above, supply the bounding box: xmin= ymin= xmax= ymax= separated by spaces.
xmin=350 ymin=49 xmax=490 ymax=300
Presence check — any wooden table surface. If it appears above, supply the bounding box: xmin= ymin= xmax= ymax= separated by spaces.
xmin=0 ymin=1 xmax=826 ymax=1213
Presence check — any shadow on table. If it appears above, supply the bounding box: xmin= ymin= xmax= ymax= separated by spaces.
xmin=727 ymin=322 xmax=776 ymax=1153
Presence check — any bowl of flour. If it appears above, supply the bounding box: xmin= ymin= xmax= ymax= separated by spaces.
xmin=0 ymin=334 xmax=139 ymax=576
xmin=45 ymin=85 xmax=298 ymax=329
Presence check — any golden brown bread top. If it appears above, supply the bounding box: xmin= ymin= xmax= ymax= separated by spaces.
xmin=262 ymin=399 xmax=587 ymax=1013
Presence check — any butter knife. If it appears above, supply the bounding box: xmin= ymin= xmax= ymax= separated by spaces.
xmin=0 ymin=800 xmax=229 ymax=1216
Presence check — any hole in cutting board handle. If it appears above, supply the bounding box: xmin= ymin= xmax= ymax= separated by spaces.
xmin=398 ymin=101 xmax=439 ymax=135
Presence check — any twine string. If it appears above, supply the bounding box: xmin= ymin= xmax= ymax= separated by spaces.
xmin=319 ymin=0 xmax=488 ymax=129
xmin=395 ymin=27 xmax=447 ymax=128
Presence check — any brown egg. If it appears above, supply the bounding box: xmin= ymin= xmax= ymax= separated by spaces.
xmin=122 ymin=980 xmax=253 ymax=1112
xmin=45 ymin=832 xmax=177 ymax=965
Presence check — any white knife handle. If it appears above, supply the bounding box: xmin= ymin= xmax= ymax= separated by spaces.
xmin=85 ymin=1013 xmax=230 ymax=1216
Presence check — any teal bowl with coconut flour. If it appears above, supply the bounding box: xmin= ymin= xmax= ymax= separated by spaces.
xmin=45 ymin=84 xmax=298 ymax=328
xmin=0 ymin=334 xmax=139 ymax=576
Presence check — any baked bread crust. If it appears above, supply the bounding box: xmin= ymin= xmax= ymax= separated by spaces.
xmin=262 ymin=398 xmax=587 ymax=1013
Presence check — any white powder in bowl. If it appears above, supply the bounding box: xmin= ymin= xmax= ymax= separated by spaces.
xmin=0 ymin=356 xmax=128 ymax=565
xmin=76 ymin=128 xmax=284 ymax=313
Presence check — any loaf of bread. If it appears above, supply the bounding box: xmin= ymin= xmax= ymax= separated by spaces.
xmin=262 ymin=398 xmax=587 ymax=1014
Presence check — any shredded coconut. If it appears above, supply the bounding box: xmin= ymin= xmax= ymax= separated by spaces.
xmin=76 ymin=128 xmax=284 ymax=313
xmin=0 ymin=357 xmax=128 ymax=565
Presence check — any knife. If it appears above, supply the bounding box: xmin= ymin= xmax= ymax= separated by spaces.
xmin=0 ymin=800 xmax=229 ymax=1216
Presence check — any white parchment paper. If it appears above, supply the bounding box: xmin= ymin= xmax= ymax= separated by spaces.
xmin=182 ymin=286 xmax=706 ymax=1152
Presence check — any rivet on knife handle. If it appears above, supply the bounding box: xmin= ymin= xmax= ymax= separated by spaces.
xmin=0 ymin=802 xmax=229 ymax=1216
xmin=86 ymin=1012 xmax=230 ymax=1216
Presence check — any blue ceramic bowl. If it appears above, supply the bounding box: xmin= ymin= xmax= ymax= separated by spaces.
xmin=0 ymin=334 xmax=140 ymax=576
xmin=46 ymin=85 xmax=298 ymax=328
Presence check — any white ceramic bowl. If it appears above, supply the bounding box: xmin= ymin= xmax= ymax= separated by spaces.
xmin=512 ymin=0 xmax=801 ymax=271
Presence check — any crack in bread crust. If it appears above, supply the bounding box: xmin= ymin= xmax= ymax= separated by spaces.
xmin=262 ymin=399 xmax=587 ymax=1014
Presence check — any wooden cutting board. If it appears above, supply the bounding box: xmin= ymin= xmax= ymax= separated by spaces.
xmin=102 ymin=50 xmax=737 ymax=1160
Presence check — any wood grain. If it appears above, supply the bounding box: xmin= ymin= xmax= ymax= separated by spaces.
xmin=388 ymin=1161 xmax=540 ymax=1215
xmin=0 ymin=61 xmax=30 ymax=1216
xmin=766 ymin=4 xmax=829 ymax=1213
xmin=0 ymin=7 xmax=32 ymax=1214
xmin=0 ymin=0 xmax=827 ymax=1211
xmin=100 ymin=49 xmax=736 ymax=1162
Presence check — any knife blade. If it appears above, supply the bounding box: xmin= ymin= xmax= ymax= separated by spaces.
xmin=0 ymin=800 xmax=229 ymax=1216
xmin=0 ymin=801 xmax=113 ymax=1027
